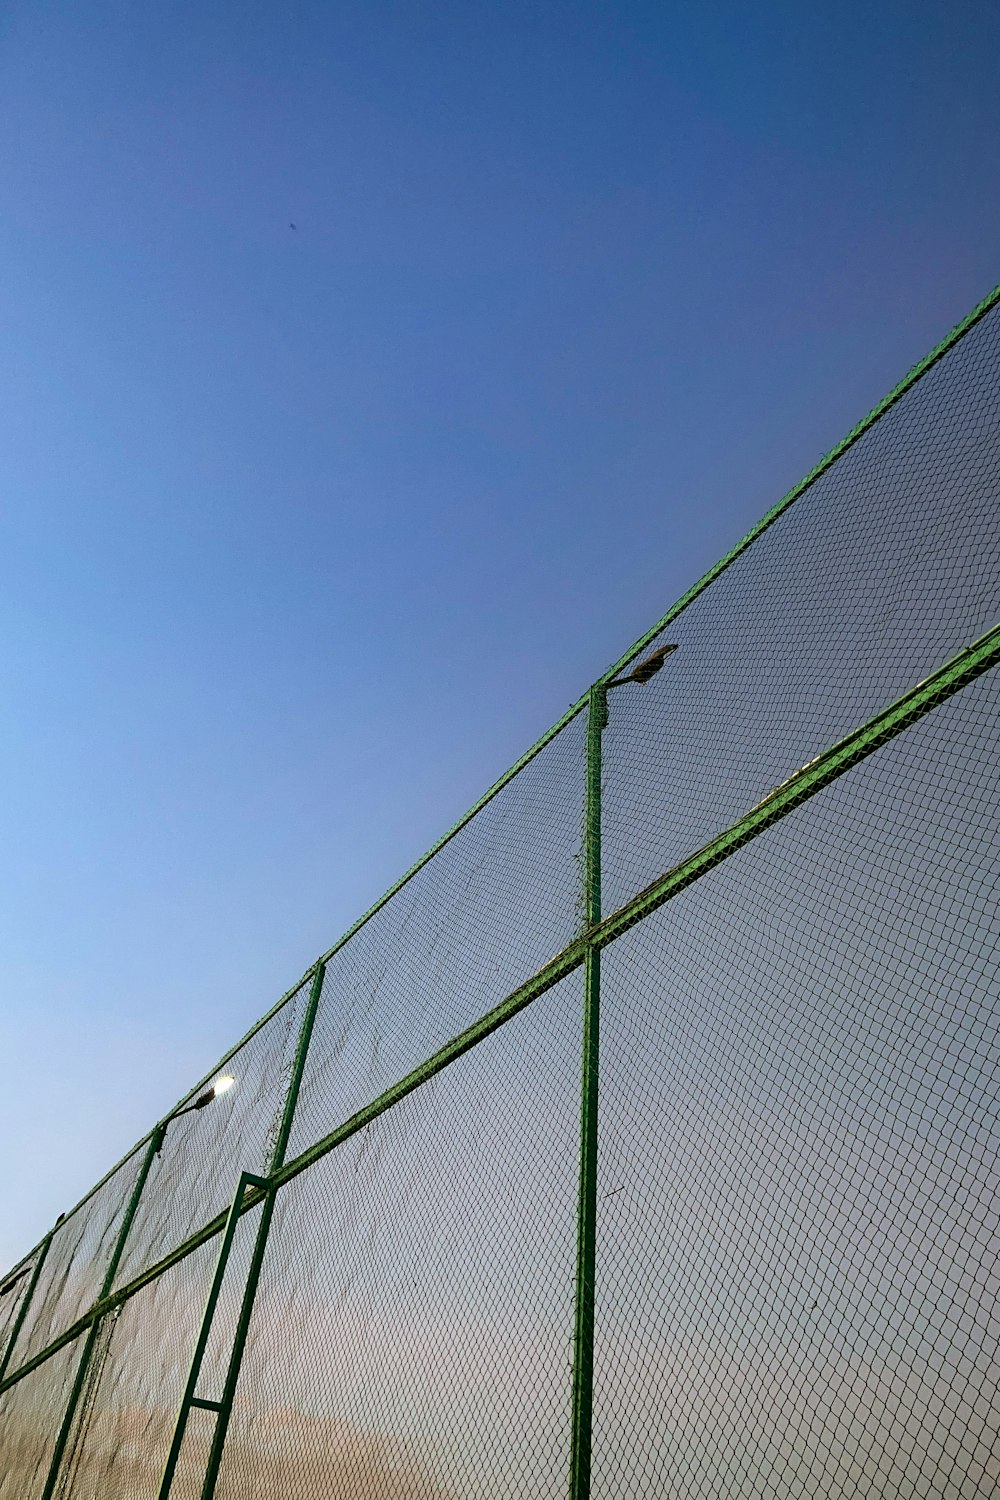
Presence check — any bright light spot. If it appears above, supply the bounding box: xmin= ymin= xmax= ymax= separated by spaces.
xmin=213 ymin=1075 xmax=236 ymax=1095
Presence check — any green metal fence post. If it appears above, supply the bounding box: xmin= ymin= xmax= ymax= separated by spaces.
xmin=39 ymin=1127 xmax=162 ymax=1500
xmin=0 ymin=1234 xmax=53 ymax=1384
xmin=266 ymin=960 xmax=327 ymax=1178
xmin=194 ymin=1187 xmax=278 ymax=1497
xmin=570 ymin=682 xmax=607 ymax=1500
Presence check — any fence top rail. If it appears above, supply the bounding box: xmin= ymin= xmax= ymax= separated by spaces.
xmin=5 ymin=277 xmax=998 ymax=1286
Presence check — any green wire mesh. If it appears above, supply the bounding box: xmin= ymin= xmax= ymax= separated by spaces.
xmin=0 ymin=1254 xmax=37 ymax=1373
xmin=48 ymin=1219 xmax=262 ymax=1500
xmin=0 ymin=1334 xmax=84 ymax=1499
xmin=0 ymin=285 xmax=998 ymax=1500
xmin=286 ymin=713 xmax=587 ymax=1160
xmin=601 ymin=297 xmax=1000 ymax=916
xmin=112 ymin=983 xmax=308 ymax=1290
xmin=7 ymin=1146 xmax=145 ymax=1372
xmin=214 ymin=975 xmax=582 ymax=1500
xmin=593 ymin=668 xmax=1000 ymax=1499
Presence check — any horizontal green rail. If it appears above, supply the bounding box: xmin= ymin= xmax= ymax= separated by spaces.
xmin=5 ymin=620 xmax=996 ymax=1400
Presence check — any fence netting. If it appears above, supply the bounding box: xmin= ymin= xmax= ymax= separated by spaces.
xmin=51 ymin=1224 xmax=261 ymax=1500
xmin=286 ymin=713 xmax=587 ymax=1161
xmin=1 ymin=284 xmax=998 ymax=1500
xmin=0 ymin=1256 xmax=37 ymax=1374
xmin=0 ymin=1334 xmax=83 ymax=1500
xmin=13 ymin=1146 xmax=145 ymax=1369
xmin=594 ymin=667 xmax=1000 ymax=1500
xmin=112 ymin=981 xmax=309 ymax=1290
xmin=216 ymin=973 xmax=582 ymax=1500
xmin=602 ymin=295 xmax=1000 ymax=914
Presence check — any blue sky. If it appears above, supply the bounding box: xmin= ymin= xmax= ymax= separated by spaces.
xmin=1 ymin=0 xmax=999 ymax=1270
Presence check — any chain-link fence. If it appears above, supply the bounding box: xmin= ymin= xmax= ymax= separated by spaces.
xmin=2 ymin=283 xmax=999 ymax=1500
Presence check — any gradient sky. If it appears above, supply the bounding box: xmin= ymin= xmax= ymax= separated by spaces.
xmin=1 ymin=0 xmax=999 ymax=1271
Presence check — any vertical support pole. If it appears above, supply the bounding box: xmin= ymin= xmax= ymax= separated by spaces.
xmin=40 ymin=1127 xmax=163 ymax=1500
xmin=267 ymin=961 xmax=327 ymax=1177
xmin=570 ymin=683 xmax=607 ymax=1500
xmin=197 ymin=960 xmax=327 ymax=1500
xmin=0 ymin=1233 xmax=54 ymax=1383
xmin=155 ymin=1171 xmax=267 ymax=1500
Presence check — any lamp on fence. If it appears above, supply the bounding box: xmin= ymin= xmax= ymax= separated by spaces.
xmin=152 ymin=1075 xmax=237 ymax=1154
xmin=175 ymin=1074 xmax=236 ymax=1116
xmin=607 ymin=642 xmax=678 ymax=688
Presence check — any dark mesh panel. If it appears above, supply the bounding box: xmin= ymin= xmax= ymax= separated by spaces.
xmin=213 ymin=975 xmax=582 ymax=1500
xmin=114 ymin=984 xmax=308 ymax=1288
xmin=602 ymin=298 xmax=1000 ymax=912
xmin=593 ymin=670 xmax=1000 ymax=1500
xmin=49 ymin=1235 xmax=222 ymax=1500
xmin=0 ymin=1254 xmax=37 ymax=1370
xmin=10 ymin=1147 xmax=145 ymax=1371
xmin=286 ymin=717 xmax=586 ymax=1158
xmin=0 ymin=1334 xmax=83 ymax=1500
